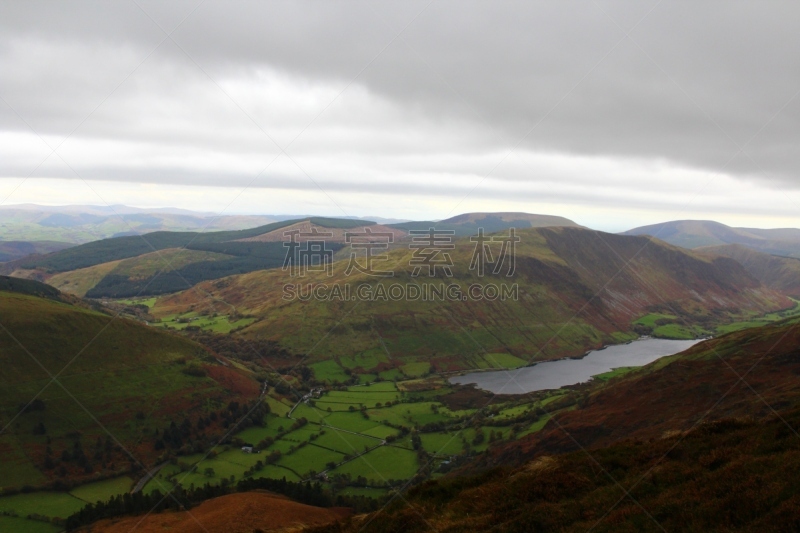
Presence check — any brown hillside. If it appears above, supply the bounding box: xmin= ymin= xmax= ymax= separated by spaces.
xmin=78 ymin=491 xmax=351 ymax=532
xmin=697 ymin=243 xmax=800 ymax=297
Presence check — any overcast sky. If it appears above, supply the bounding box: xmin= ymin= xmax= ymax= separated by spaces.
xmin=1 ymin=1 xmax=800 ymax=231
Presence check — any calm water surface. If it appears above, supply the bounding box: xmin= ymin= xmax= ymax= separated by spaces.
xmin=449 ymin=338 xmax=702 ymax=394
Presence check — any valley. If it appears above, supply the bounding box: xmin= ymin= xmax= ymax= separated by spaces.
xmin=3 ymin=212 xmax=800 ymax=532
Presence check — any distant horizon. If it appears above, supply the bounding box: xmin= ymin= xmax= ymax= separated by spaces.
xmin=1 ymin=201 xmax=798 ymax=234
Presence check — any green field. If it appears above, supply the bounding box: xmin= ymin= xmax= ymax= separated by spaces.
xmin=420 ymin=433 xmax=466 ymax=455
xmin=278 ymin=444 xmax=345 ymax=476
xmin=592 ymin=366 xmax=637 ymax=381
xmin=0 ymin=491 xmax=85 ymax=520
xmin=334 ymin=446 xmax=419 ymax=483
xmin=401 ymin=362 xmax=431 ymax=377
xmin=0 ymin=516 xmax=62 ymax=533
xmin=313 ymin=429 xmax=380 ymax=454
xmin=310 ymin=360 xmax=351 ymax=383
xmin=155 ymin=312 xmax=256 ymax=333
xmin=69 ymin=476 xmax=134 ymax=503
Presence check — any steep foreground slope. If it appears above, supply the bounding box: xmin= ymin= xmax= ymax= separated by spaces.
xmin=153 ymin=227 xmax=790 ymax=376
xmin=0 ymin=279 xmax=260 ymax=491
xmin=697 ymin=243 xmax=800 ymax=298
xmin=316 ymin=319 xmax=800 ymax=532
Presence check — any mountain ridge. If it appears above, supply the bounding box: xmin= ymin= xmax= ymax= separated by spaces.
xmin=623 ymin=219 xmax=800 ymax=257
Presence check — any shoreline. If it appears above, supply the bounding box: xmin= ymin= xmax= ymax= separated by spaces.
xmin=447 ymin=336 xmax=706 ymax=392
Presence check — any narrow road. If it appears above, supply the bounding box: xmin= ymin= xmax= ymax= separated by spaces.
xmin=132 ymin=462 xmax=168 ymax=493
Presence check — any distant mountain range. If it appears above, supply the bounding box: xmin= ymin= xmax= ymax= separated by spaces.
xmin=0 ymin=204 xmax=278 ymax=245
xmin=623 ymin=219 xmax=800 ymax=258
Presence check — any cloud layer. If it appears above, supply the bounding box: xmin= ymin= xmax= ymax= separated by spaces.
xmin=1 ymin=1 xmax=799 ymax=230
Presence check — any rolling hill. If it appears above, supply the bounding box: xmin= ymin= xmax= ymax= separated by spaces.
xmin=696 ymin=243 xmax=800 ymax=298
xmin=151 ymin=226 xmax=791 ymax=378
xmin=320 ymin=318 xmax=800 ymax=532
xmin=4 ymin=217 xmax=368 ymax=298
xmin=623 ymin=219 xmax=800 ymax=257
xmin=0 ymin=277 xmax=261 ymax=492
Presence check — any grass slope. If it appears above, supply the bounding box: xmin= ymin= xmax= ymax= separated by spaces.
xmin=0 ymin=286 xmax=257 ymax=491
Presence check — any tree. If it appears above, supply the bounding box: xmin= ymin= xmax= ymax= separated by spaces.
xmin=204 ymin=467 xmax=215 ymax=477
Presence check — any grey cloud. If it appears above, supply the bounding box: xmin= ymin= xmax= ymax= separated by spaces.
xmin=2 ymin=1 xmax=800 ymax=187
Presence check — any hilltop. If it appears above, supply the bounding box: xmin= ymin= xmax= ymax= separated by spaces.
xmin=623 ymin=219 xmax=800 ymax=257
xmin=0 ymin=283 xmax=261 ymax=492
xmin=151 ymin=226 xmax=791 ymax=379
xmin=390 ymin=211 xmax=580 ymax=236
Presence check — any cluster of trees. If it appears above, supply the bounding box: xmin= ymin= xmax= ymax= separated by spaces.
xmin=41 ymin=436 xmax=119 ymax=477
xmin=65 ymin=475 xmax=382 ymax=530
xmin=154 ymin=401 xmax=271 ymax=452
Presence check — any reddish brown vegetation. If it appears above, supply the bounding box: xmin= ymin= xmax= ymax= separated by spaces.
xmin=205 ymin=365 xmax=261 ymax=397
xmin=80 ymin=491 xmax=351 ymax=533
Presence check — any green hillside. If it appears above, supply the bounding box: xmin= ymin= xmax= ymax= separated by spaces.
xmin=0 ymin=283 xmax=260 ymax=493
xmin=152 ymin=227 xmax=791 ymax=378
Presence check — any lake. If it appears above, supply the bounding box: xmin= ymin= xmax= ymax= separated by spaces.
xmin=449 ymin=338 xmax=703 ymax=394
